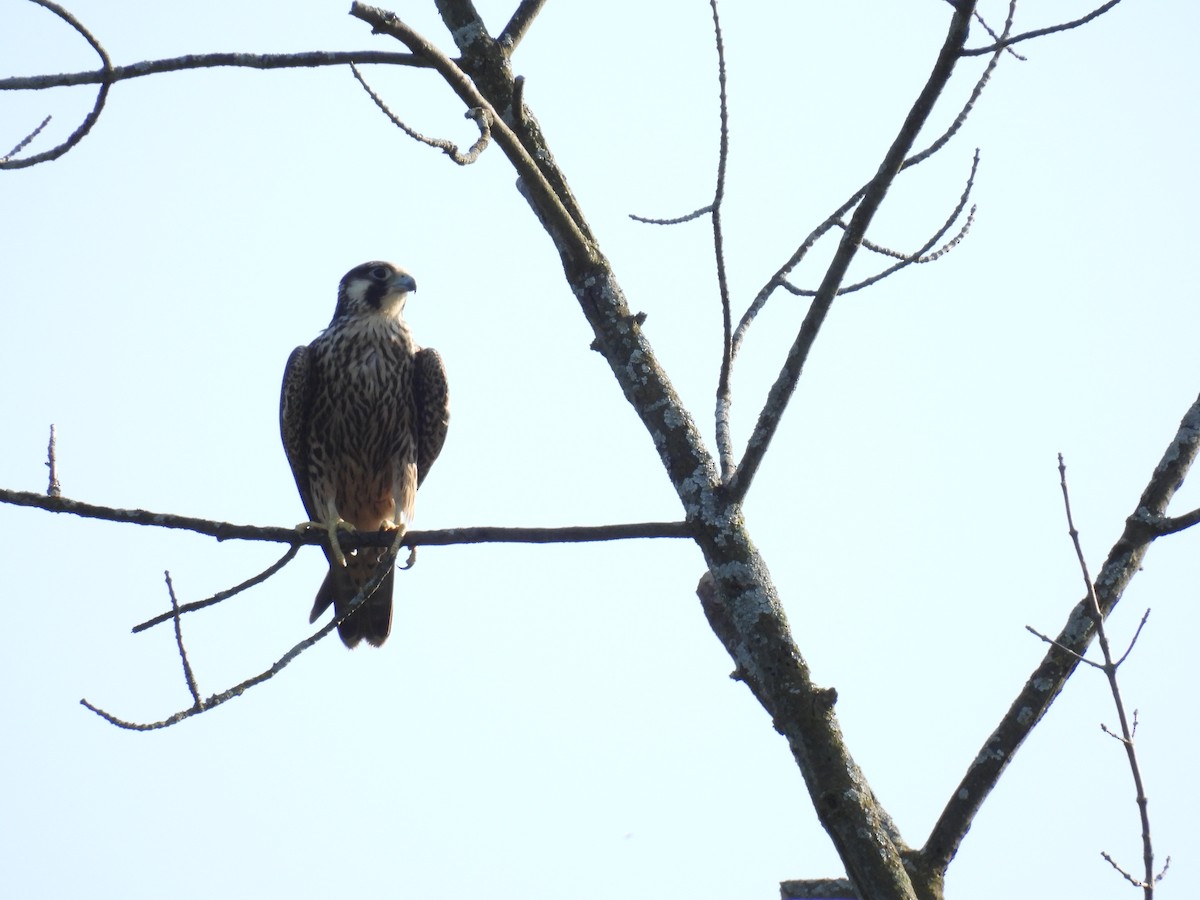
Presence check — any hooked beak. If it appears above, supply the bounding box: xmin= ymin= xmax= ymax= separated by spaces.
xmin=390 ymin=272 xmax=417 ymax=294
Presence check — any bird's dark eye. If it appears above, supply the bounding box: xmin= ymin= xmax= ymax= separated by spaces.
xmin=370 ymin=266 xmax=390 ymax=280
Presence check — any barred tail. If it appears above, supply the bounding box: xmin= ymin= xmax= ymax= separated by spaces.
xmin=309 ymin=550 xmax=395 ymax=648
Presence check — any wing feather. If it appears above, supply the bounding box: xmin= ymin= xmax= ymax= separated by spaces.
xmin=280 ymin=344 xmax=318 ymax=521
xmin=413 ymin=347 xmax=450 ymax=488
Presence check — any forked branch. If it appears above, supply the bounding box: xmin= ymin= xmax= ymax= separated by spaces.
xmin=81 ymin=547 xmax=403 ymax=731
xmin=923 ymin=393 xmax=1200 ymax=873
xmin=962 ymin=0 xmax=1126 ymax=57
xmin=725 ymin=3 xmax=980 ymax=503
xmin=1057 ymin=454 xmax=1165 ymax=898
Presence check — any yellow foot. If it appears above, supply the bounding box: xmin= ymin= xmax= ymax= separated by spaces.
xmin=295 ymin=518 xmax=356 ymax=568
xmin=385 ymin=522 xmax=415 ymax=569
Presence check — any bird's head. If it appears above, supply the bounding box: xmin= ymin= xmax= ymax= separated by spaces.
xmin=332 ymin=261 xmax=418 ymax=322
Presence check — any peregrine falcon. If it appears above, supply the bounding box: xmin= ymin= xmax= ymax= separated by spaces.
xmin=280 ymin=261 xmax=449 ymax=648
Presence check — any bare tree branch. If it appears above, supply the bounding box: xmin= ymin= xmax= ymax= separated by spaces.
xmin=351 ymin=63 xmax=491 ymax=164
xmin=725 ymin=4 xmax=980 ymax=504
xmin=0 ymin=486 xmax=692 ymax=547
xmin=1 ymin=115 xmax=51 ymax=162
xmin=1146 ymin=506 xmax=1200 ymax=536
xmin=730 ymin=1 xmax=1012 ymax=361
xmin=0 ymin=51 xmax=428 ymax=92
xmin=923 ymin=392 xmax=1200 ymax=873
xmin=44 ymin=424 xmax=62 ymax=498
xmin=782 ymin=150 xmax=979 ymax=298
xmin=708 ymin=0 xmax=736 ymax=484
xmin=629 ymin=205 xmax=713 ymax=226
xmin=81 ymin=546 xmax=402 ymax=731
xmin=962 ymin=0 xmax=1126 ymax=57
xmin=164 ymin=571 xmax=202 ymax=708
xmin=498 ymin=0 xmax=548 ymax=53
xmin=1057 ymin=454 xmax=1162 ymax=898
xmin=132 ymin=546 xmax=302 ymax=634
xmin=967 ymin=4 xmax=1028 ymax=61
xmin=351 ymin=3 xmax=595 ymax=261
xmin=0 ymin=0 xmax=110 ymax=169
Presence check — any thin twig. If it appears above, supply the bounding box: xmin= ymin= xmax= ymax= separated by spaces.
xmin=1023 ymin=624 xmax=1102 ymax=669
xmin=730 ymin=3 xmax=1012 ymax=362
xmin=164 ymin=571 xmax=202 ymax=708
xmin=962 ymin=0 xmax=1126 ymax=57
xmin=725 ymin=4 xmax=979 ymax=506
xmin=968 ymin=5 xmax=1027 ymax=60
xmin=2 ymin=115 xmax=51 ymax=161
xmin=350 ymin=3 xmax=596 ymax=264
xmin=706 ymin=0 xmax=735 ymax=483
xmin=131 ymin=546 xmax=302 ymax=633
xmin=81 ymin=553 xmax=397 ymax=731
xmin=1058 ymin=454 xmax=1160 ymax=898
xmin=45 ymin=425 xmax=61 ymax=498
xmin=0 ymin=0 xmax=111 ymax=169
xmin=629 ymin=205 xmax=713 ymax=225
xmin=1114 ymin=609 xmax=1151 ymax=668
xmin=784 ymin=151 xmax=980 ymax=298
xmin=924 ymin=393 xmax=1200 ymax=874
xmin=351 ymin=63 xmax=491 ymax=164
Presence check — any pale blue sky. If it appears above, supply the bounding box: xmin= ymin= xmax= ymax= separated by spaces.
xmin=2 ymin=1 xmax=1198 ymax=898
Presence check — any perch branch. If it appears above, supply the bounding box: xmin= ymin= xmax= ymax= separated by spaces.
xmin=0 ymin=486 xmax=692 ymax=547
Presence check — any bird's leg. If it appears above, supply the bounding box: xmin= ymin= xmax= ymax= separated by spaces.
xmin=295 ymin=518 xmax=356 ymax=568
xmin=386 ymin=522 xmax=410 ymax=568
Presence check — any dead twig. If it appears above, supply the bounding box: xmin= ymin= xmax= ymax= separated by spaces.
xmin=164 ymin=571 xmax=202 ymax=709
xmin=962 ymin=0 xmax=1126 ymax=57
xmin=80 ymin=550 xmax=398 ymax=731
xmin=2 ymin=115 xmax=51 ymax=162
xmin=1057 ymin=453 xmax=1162 ymax=898
xmin=0 ymin=0 xmax=112 ymax=169
xmin=782 ymin=150 xmax=980 ymax=298
xmin=45 ymin=425 xmax=61 ymax=498
xmin=351 ymin=63 xmax=491 ymax=164
xmin=131 ymin=546 xmax=302 ymax=634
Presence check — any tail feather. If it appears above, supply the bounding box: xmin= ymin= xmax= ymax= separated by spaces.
xmin=309 ymin=550 xmax=395 ymax=648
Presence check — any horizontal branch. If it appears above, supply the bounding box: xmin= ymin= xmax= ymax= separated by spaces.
xmin=0 ymin=50 xmax=430 ymax=92
xmin=0 ymin=487 xmax=692 ymax=547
